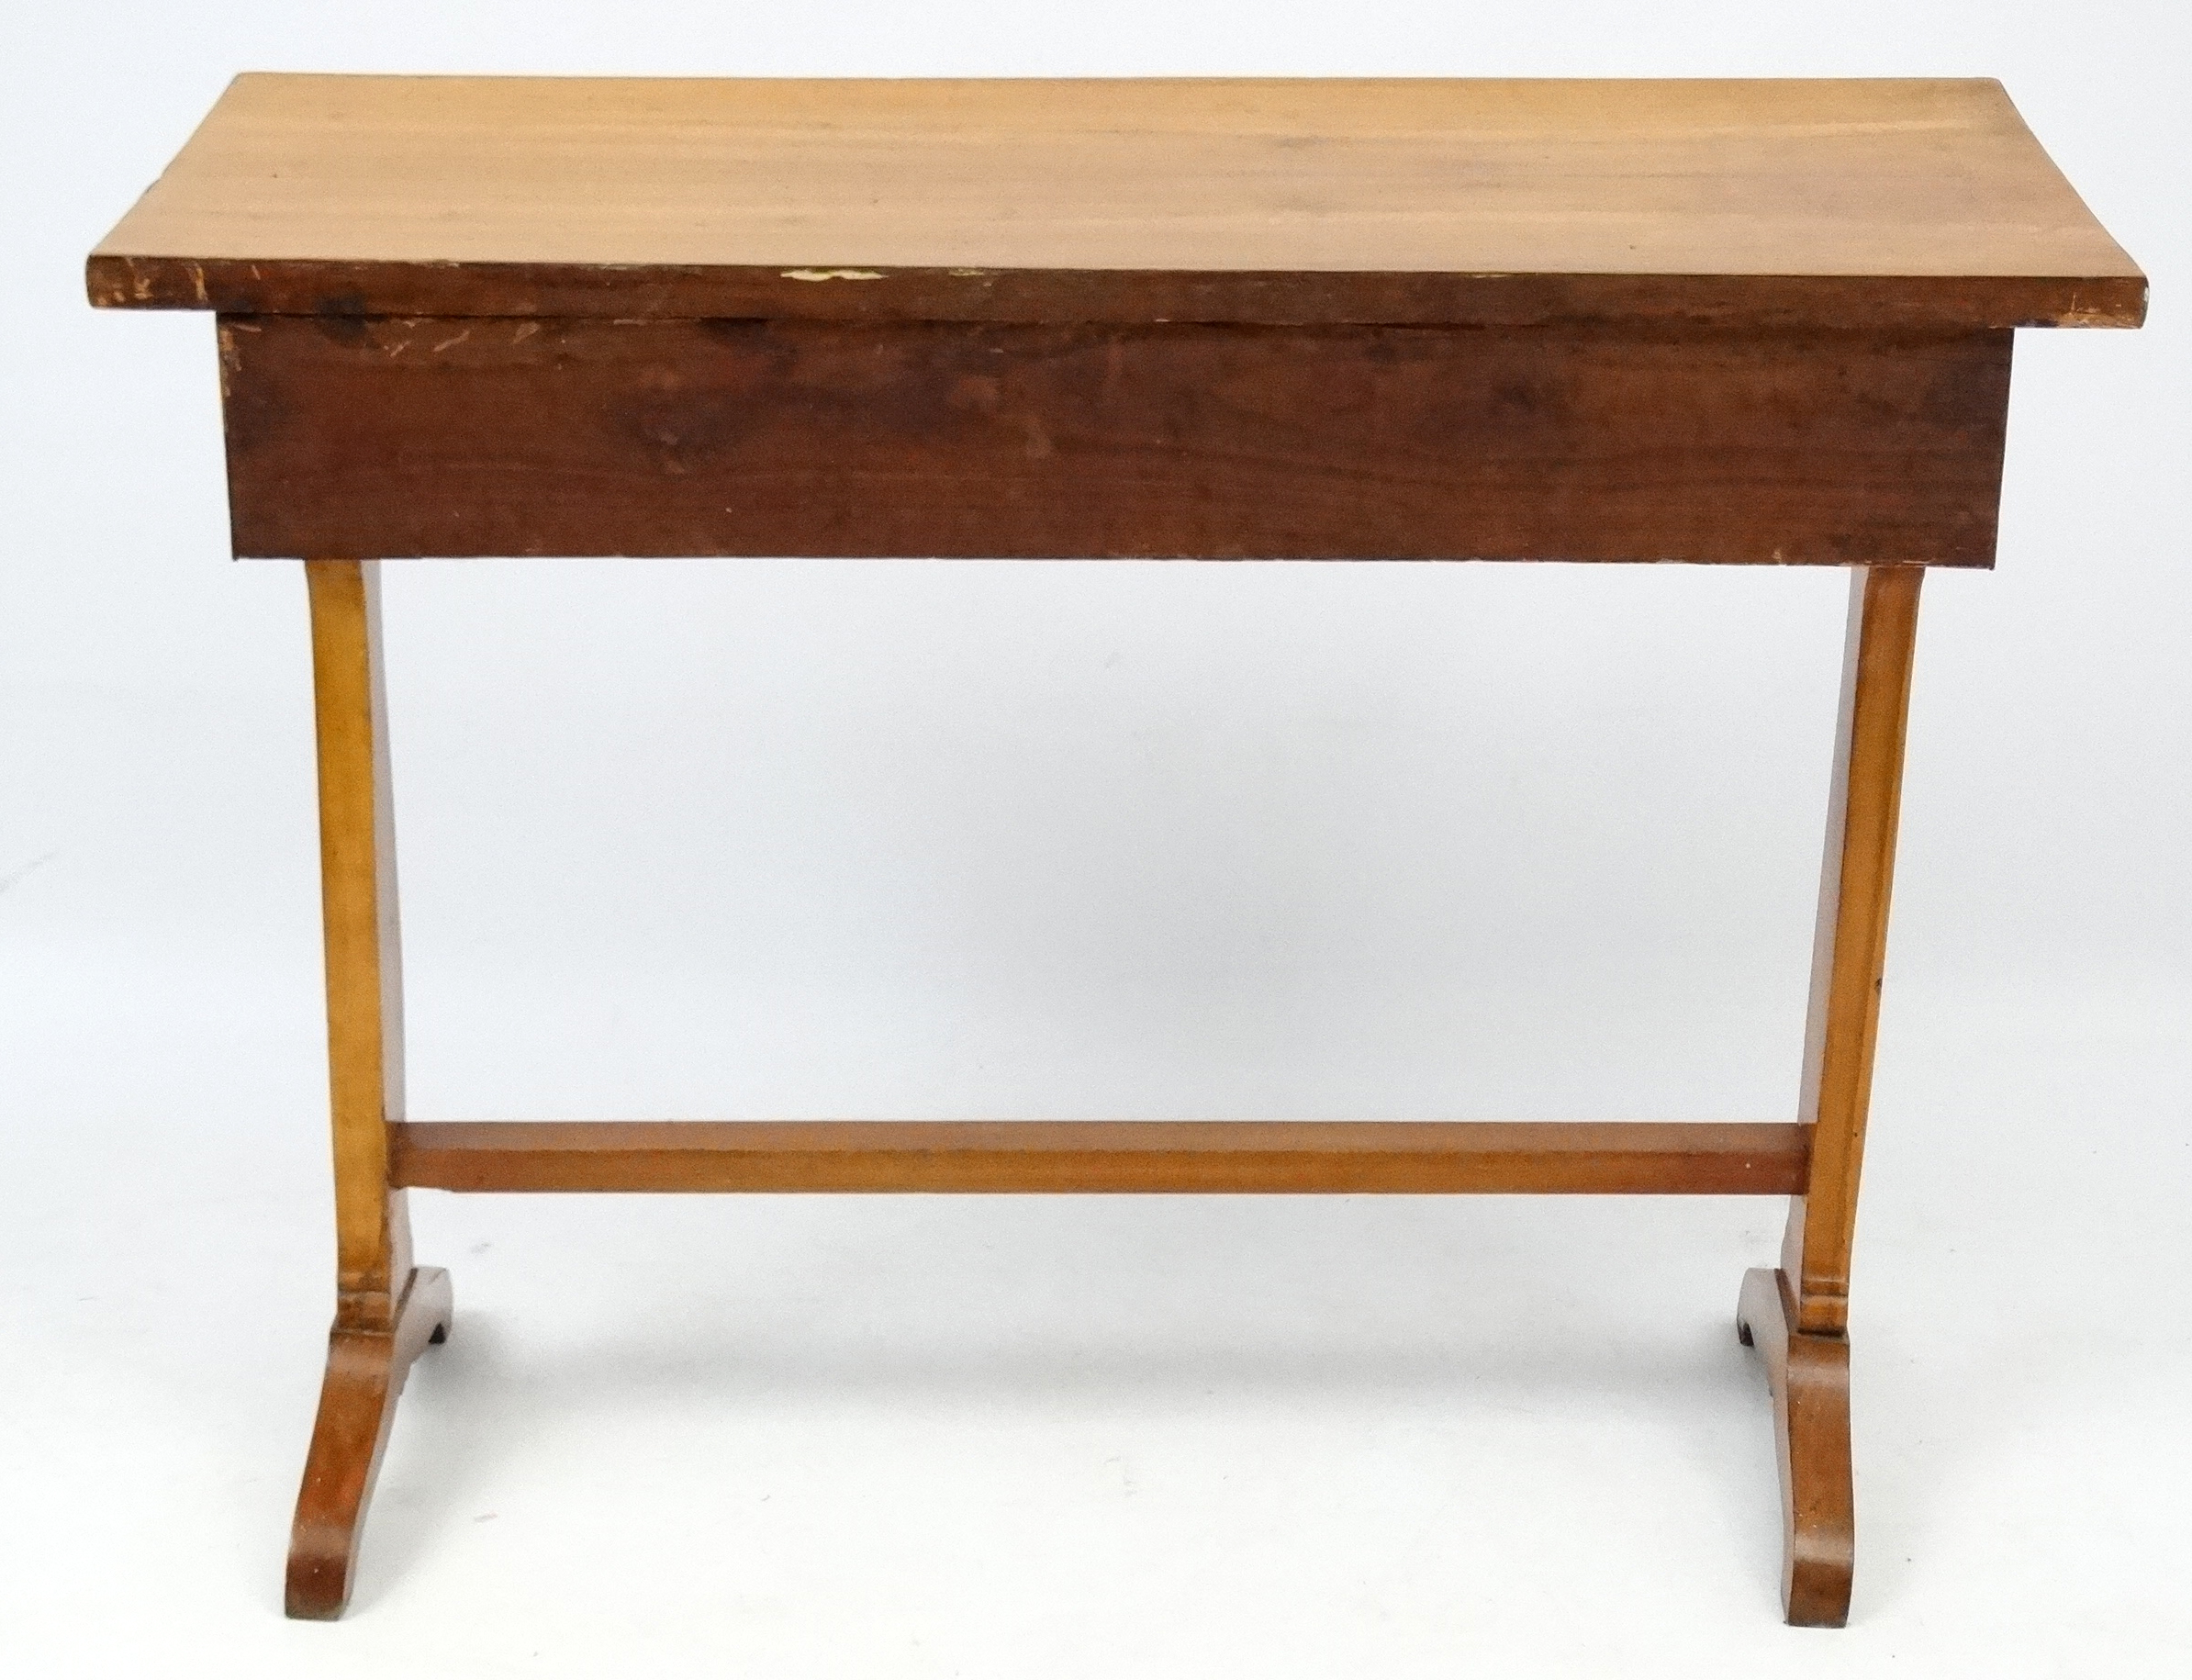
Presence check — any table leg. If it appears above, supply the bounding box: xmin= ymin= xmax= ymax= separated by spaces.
xmin=1740 ymin=564 xmax=1922 ymax=1626
xmin=286 ymin=559 xmax=452 ymax=1620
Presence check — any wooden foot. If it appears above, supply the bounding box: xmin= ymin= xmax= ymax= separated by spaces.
xmin=285 ymin=1266 xmax=453 ymax=1620
xmin=1737 ymin=1266 xmax=1853 ymax=1627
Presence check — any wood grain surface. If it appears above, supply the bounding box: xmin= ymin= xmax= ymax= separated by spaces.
xmin=218 ymin=316 xmax=2012 ymax=565
xmin=286 ymin=1266 xmax=453 ymax=1620
xmin=388 ymin=1121 xmax=1809 ymax=1195
xmin=1784 ymin=568 xmax=1923 ymax=1335
xmin=1738 ymin=1266 xmax=1856 ymax=1627
xmin=303 ymin=559 xmax=412 ymax=1328
xmin=92 ymin=75 xmax=2142 ymax=328
xmin=291 ymin=561 xmax=451 ymax=1620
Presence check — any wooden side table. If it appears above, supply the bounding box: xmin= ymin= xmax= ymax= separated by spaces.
xmin=90 ymin=74 xmax=2142 ymax=1625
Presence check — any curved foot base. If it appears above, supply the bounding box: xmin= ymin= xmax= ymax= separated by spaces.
xmin=285 ymin=1266 xmax=453 ymax=1620
xmin=1737 ymin=1266 xmax=1853 ymax=1628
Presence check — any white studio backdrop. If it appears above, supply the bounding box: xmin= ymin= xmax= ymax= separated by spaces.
xmin=3 ymin=5 xmax=2186 ymax=1678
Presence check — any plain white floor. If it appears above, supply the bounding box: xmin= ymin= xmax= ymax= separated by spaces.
xmin=6 ymin=4 xmax=2190 ymax=1676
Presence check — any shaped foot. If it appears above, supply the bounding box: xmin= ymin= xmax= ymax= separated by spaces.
xmin=1737 ymin=1266 xmax=1853 ymax=1627
xmin=285 ymin=1266 xmax=453 ymax=1619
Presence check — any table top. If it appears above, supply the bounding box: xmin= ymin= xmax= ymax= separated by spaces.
xmin=89 ymin=74 xmax=2142 ymax=329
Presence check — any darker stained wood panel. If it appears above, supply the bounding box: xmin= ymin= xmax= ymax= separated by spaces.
xmin=388 ymin=1121 xmax=1813 ymax=1195
xmin=218 ymin=316 xmax=2013 ymax=566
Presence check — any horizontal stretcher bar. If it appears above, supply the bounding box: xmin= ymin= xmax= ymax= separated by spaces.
xmin=388 ymin=1121 xmax=1808 ymax=1195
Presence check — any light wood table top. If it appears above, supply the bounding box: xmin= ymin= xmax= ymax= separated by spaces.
xmin=90 ymin=74 xmax=2143 ymax=328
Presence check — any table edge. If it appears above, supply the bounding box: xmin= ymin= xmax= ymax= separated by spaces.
xmin=84 ymin=254 xmax=2149 ymax=330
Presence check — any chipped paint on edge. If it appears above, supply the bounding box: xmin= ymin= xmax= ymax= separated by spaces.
xmin=783 ymin=268 xmax=885 ymax=282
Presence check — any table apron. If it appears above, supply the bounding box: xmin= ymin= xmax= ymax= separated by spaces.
xmin=216 ymin=317 xmax=2010 ymax=566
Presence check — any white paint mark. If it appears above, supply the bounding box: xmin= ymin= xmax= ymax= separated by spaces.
xmin=783 ymin=268 xmax=885 ymax=282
